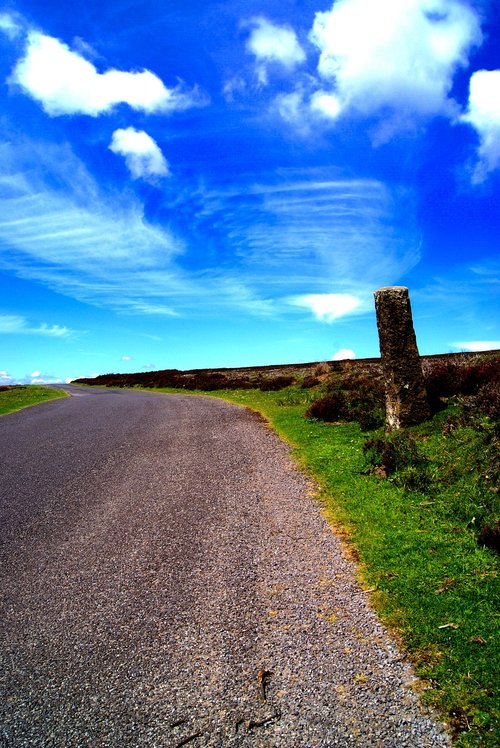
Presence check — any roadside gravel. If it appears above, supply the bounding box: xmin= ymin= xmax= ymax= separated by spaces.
xmin=0 ymin=389 xmax=451 ymax=746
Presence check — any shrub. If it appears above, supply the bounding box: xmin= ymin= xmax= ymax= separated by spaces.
xmin=424 ymin=356 xmax=499 ymax=413
xmin=301 ymin=375 xmax=320 ymax=389
xmin=476 ymin=381 xmax=500 ymax=422
xmin=305 ymin=393 xmax=349 ymax=422
xmin=259 ymin=375 xmax=295 ymax=391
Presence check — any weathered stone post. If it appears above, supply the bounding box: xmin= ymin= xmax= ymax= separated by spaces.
xmin=374 ymin=286 xmax=430 ymax=430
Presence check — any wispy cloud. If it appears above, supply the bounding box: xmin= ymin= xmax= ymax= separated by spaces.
xmin=109 ymin=128 xmax=170 ymax=181
xmin=451 ymin=340 xmax=500 ymax=352
xmin=197 ymin=171 xmax=420 ymax=299
xmin=0 ymin=138 xmax=189 ymax=313
xmin=12 ymin=31 xmax=207 ymax=116
xmin=0 ymin=314 xmax=72 ymax=337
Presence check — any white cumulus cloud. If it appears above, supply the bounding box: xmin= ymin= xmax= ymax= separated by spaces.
xmin=246 ymin=16 xmax=306 ymax=85
xmin=289 ymin=293 xmax=362 ymax=322
xmin=109 ymin=128 xmax=170 ymax=181
xmin=12 ymin=31 xmax=206 ymax=116
xmin=461 ymin=70 xmax=500 ymax=181
xmin=308 ymin=0 xmax=481 ymax=127
xmin=332 ymin=348 xmax=356 ymax=360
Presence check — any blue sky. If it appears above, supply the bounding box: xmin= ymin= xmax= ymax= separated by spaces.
xmin=0 ymin=0 xmax=499 ymax=384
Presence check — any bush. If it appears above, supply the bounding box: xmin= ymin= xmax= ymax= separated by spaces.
xmin=259 ymin=375 xmax=295 ymax=391
xmin=305 ymin=367 xmax=385 ymax=430
xmin=305 ymin=393 xmax=349 ymax=422
xmin=424 ymin=357 xmax=499 ymax=413
xmin=301 ymin=375 xmax=321 ymax=389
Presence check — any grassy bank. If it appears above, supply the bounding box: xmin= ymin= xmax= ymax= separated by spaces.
xmin=147 ymin=383 xmax=498 ymax=746
xmin=0 ymin=385 xmax=67 ymax=416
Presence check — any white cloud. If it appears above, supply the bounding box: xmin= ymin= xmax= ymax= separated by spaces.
xmin=289 ymin=293 xmax=362 ymax=322
xmin=30 ymin=373 xmax=63 ymax=384
xmin=451 ymin=340 xmax=500 ymax=352
xmin=461 ymin=70 xmax=500 ymax=181
xmin=246 ymin=16 xmax=306 ymax=85
xmin=0 ymin=12 xmax=23 ymax=38
xmin=12 ymin=31 xmax=207 ymax=116
xmin=121 ymin=355 xmax=133 ymax=361
xmin=307 ymin=0 xmax=481 ymax=127
xmin=310 ymin=90 xmax=342 ymax=120
xmin=0 ymin=370 xmax=13 ymax=383
xmin=0 ymin=314 xmax=72 ymax=337
xmin=332 ymin=348 xmax=356 ymax=360
xmin=109 ymin=128 xmax=170 ymax=181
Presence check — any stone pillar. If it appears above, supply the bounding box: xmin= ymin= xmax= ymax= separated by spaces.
xmin=374 ymin=286 xmax=430 ymax=430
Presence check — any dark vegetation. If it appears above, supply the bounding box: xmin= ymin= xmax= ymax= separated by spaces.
xmin=74 ymin=360 xmax=331 ymax=391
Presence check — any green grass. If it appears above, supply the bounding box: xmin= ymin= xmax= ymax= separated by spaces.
xmin=0 ymin=385 xmax=67 ymax=416
xmin=144 ymin=384 xmax=498 ymax=746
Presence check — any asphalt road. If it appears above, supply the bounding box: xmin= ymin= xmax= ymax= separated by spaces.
xmin=0 ymin=386 xmax=450 ymax=747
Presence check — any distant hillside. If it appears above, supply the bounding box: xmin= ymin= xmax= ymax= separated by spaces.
xmin=73 ymin=350 xmax=498 ymax=391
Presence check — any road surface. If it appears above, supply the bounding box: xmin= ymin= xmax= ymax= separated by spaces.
xmin=0 ymin=385 xmax=450 ymax=746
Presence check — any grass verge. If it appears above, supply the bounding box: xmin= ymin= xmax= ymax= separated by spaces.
xmin=145 ymin=384 xmax=498 ymax=747
xmin=0 ymin=385 xmax=67 ymax=416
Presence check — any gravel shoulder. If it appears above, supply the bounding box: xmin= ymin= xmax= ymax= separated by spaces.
xmin=0 ymin=389 xmax=451 ymax=746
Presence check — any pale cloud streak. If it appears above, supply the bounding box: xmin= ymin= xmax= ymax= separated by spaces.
xmin=198 ymin=173 xmax=420 ymax=299
xmin=12 ymin=31 xmax=207 ymax=116
xmin=109 ymin=128 xmax=170 ymax=181
xmin=0 ymin=139 xmax=187 ymax=314
xmin=0 ymin=314 xmax=72 ymax=337
xmin=451 ymin=340 xmax=500 ymax=352
xmin=0 ymin=139 xmax=282 ymax=319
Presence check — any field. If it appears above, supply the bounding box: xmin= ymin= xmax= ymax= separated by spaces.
xmin=0 ymin=385 xmax=67 ymax=416
xmin=77 ymin=350 xmax=499 ymax=745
